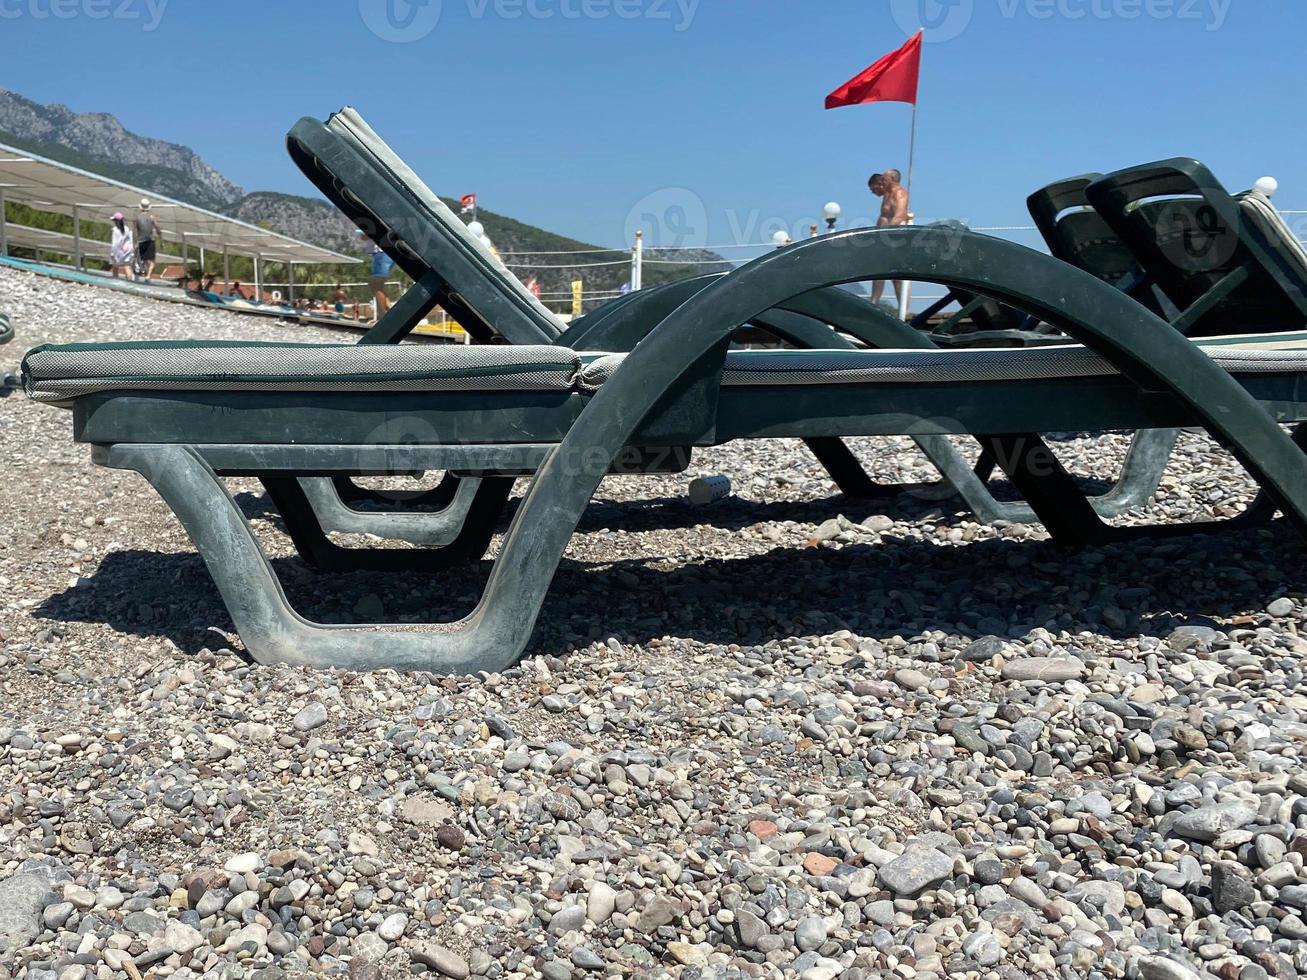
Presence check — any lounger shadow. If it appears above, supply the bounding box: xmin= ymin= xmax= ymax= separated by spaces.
xmin=33 ymin=515 xmax=1289 ymax=656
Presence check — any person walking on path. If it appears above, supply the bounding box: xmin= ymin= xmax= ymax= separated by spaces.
xmin=135 ymin=199 xmax=162 ymax=282
xmin=368 ymin=240 xmax=395 ymax=317
xmin=356 ymin=230 xmax=395 ymax=319
xmin=869 ymin=170 xmax=910 ymax=312
xmin=109 ymin=212 xmax=134 ymax=279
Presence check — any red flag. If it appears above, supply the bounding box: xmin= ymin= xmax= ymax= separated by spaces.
xmin=460 ymin=194 xmax=477 ymax=212
xmin=825 ymin=32 xmax=923 ymax=110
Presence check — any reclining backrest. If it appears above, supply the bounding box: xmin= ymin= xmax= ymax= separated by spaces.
xmin=286 ymin=109 xmax=565 ymax=345
xmin=1087 ymin=159 xmax=1307 ymax=336
xmin=328 ymin=109 xmax=569 ymax=339
xmin=1028 ymin=175 xmax=1155 ymax=304
xmin=934 ymin=175 xmax=1161 ymax=339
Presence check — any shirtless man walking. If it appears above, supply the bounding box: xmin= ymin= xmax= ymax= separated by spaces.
xmin=869 ymin=169 xmax=910 ymax=311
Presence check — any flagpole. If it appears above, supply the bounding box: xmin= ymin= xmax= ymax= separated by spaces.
xmin=906 ymin=101 xmax=918 ymax=201
xmin=899 ymin=100 xmax=918 ymax=323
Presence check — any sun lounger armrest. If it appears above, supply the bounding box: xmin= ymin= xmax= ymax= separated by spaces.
xmin=596 ymin=226 xmax=1301 ymax=460
xmin=563 ymin=275 xmax=724 ymax=350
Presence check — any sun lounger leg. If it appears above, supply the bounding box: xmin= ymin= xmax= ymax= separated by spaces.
xmin=262 ymin=476 xmax=511 ymax=572
xmin=980 ymin=425 xmax=1305 ymax=546
xmin=116 ymin=445 xmax=343 ymax=664
xmin=297 ymin=474 xmax=488 ymax=547
xmin=331 ymin=473 xmax=462 ymax=510
xmin=109 ymin=444 xmax=560 ymax=671
xmin=1221 ymin=424 xmax=1307 ymax=529
xmin=952 ymin=427 xmax=1179 ymax=524
xmin=809 ymin=424 xmax=1174 ymax=525
xmin=977 ymin=434 xmax=1119 ymax=545
xmin=784 ymin=287 xmax=1184 ymax=523
xmin=1077 ymin=427 xmax=1180 ymax=516
xmin=803 ymin=437 xmax=884 ymax=498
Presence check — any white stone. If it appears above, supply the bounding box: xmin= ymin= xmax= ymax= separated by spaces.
xmin=223 ymin=852 xmax=263 ymax=875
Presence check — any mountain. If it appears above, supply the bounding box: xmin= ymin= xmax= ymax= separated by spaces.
xmin=0 ymin=90 xmax=722 ymax=305
xmin=227 ymin=192 xmax=361 ymax=256
xmin=0 ymin=89 xmax=242 ymax=210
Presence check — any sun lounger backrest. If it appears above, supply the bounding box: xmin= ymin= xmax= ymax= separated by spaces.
xmin=1028 ymin=175 xmax=1155 ymax=305
xmin=286 ymin=113 xmax=560 ymax=345
xmin=1088 ymin=159 xmax=1307 ymax=337
xmin=326 ymin=109 xmax=568 ymax=342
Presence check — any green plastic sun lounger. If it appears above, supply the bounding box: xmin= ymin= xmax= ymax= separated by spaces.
xmin=1087 ymin=159 xmax=1307 ymax=337
xmin=280 ymin=109 xmax=974 ymax=557
xmin=915 ymin=162 xmax=1307 ymax=517
xmin=905 ymin=179 xmax=1140 ymax=351
xmin=281 ymin=108 xmax=1168 ymax=541
xmin=24 ymin=221 xmax=1307 ymax=672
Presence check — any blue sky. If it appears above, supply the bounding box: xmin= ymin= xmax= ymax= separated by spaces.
xmin=0 ymin=0 xmax=1300 ymax=251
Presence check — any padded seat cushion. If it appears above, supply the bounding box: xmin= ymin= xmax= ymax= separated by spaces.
xmin=579 ymin=335 xmax=1307 ymax=391
xmin=23 ymin=340 xmax=581 ymax=403
xmin=25 ymin=333 xmax=1307 ymax=405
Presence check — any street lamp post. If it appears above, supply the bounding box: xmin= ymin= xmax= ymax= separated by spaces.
xmin=467 ymin=218 xmax=497 ymax=263
xmin=823 ymin=202 xmax=842 ymax=233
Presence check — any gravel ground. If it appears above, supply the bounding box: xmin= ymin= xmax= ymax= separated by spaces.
xmin=1 ymin=263 xmax=1306 ymax=980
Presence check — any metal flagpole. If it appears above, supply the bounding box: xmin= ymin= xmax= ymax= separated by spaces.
xmin=898 ymin=101 xmax=918 ymax=322
xmin=906 ymin=101 xmax=919 ymax=200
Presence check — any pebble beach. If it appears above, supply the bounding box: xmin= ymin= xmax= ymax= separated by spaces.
xmin=1 ymin=264 xmax=1306 ymax=980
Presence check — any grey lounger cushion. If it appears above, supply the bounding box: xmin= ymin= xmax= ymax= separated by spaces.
xmin=25 ymin=333 xmax=1307 ymax=404
xmin=579 ymin=335 xmax=1307 ymax=391
xmin=23 ymin=340 xmax=582 ymax=403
